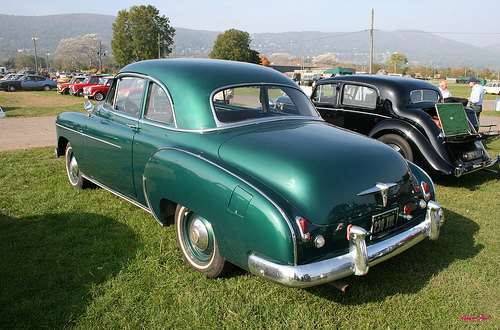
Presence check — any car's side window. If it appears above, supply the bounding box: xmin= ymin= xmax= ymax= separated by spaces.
xmin=107 ymin=77 xmax=145 ymax=117
xmin=342 ymin=84 xmax=377 ymax=109
xmin=312 ymin=84 xmax=338 ymax=105
xmin=213 ymin=85 xmax=318 ymax=123
xmin=144 ymin=82 xmax=173 ymax=125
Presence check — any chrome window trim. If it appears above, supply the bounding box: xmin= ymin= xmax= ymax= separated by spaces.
xmin=209 ymin=83 xmax=320 ymax=128
xmin=105 ymin=72 xmax=177 ymax=127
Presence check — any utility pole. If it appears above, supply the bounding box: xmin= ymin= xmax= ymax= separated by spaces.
xmin=158 ymin=33 xmax=161 ymax=59
xmin=369 ymin=9 xmax=374 ymax=74
xmin=32 ymin=38 xmax=39 ymax=73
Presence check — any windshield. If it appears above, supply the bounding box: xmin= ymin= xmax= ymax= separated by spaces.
xmin=212 ymin=85 xmax=318 ymax=124
xmin=410 ymin=89 xmax=440 ymax=103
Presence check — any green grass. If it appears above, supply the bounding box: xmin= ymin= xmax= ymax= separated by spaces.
xmin=0 ymin=142 xmax=499 ymax=329
xmin=0 ymin=90 xmax=95 ymax=117
xmin=1 ymin=86 xmax=499 ymax=329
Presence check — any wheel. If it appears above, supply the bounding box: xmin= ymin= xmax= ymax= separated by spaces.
xmin=174 ymin=205 xmax=234 ymax=278
xmin=64 ymin=142 xmax=93 ymax=189
xmin=378 ymin=134 xmax=413 ymax=161
xmin=76 ymin=89 xmax=83 ymax=97
xmin=62 ymin=88 xmax=69 ymax=95
xmin=7 ymin=85 xmax=16 ymax=92
xmin=94 ymin=92 xmax=104 ymax=101
xmin=42 ymin=85 xmax=51 ymax=91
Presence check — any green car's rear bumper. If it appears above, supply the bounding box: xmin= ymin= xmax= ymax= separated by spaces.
xmin=248 ymin=201 xmax=444 ymax=288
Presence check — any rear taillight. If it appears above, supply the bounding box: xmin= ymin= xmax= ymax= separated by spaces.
xmin=296 ymin=217 xmax=310 ymax=242
xmin=421 ymin=182 xmax=431 ymax=201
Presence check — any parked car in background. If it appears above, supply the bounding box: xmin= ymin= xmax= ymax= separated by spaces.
xmin=83 ymin=76 xmax=113 ymax=101
xmin=69 ymin=75 xmax=104 ymax=97
xmin=57 ymin=76 xmax=86 ymax=95
xmin=0 ymin=74 xmax=57 ymax=92
xmin=483 ymin=82 xmax=500 ymax=95
xmin=55 ymin=59 xmax=444 ymax=288
xmin=311 ymin=75 xmax=499 ymax=177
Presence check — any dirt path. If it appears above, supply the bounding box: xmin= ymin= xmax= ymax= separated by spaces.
xmin=0 ymin=116 xmax=57 ymax=151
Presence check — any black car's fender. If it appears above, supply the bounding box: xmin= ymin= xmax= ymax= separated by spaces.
xmin=369 ymin=119 xmax=454 ymax=176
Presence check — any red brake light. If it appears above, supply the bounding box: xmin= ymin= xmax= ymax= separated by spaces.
xmin=421 ymin=182 xmax=431 ymax=201
xmin=296 ymin=217 xmax=311 ymax=242
xmin=404 ymin=205 xmax=411 ymax=215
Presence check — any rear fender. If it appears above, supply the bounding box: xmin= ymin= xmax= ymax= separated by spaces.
xmin=370 ymin=119 xmax=453 ymax=176
xmin=143 ymin=148 xmax=296 ymax=269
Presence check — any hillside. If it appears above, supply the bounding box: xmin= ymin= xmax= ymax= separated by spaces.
xmin=1 ymin=13 xmax=499 ymax=68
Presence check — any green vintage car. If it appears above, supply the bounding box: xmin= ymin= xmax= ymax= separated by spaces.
xmin=55 ymin=59 xmax=444 ymax=288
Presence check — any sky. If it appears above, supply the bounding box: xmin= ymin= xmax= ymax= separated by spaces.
xmin=2 ymin=0 xmax=499 ymax=47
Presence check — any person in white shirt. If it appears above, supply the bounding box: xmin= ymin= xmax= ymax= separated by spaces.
xmin=467 ymin=77 xmax=484 ymax=121
xmin=439 ymin=80 xmax=452 ymax=98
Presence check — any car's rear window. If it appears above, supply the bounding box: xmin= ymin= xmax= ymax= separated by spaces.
xmin=212 ymin=85 xmax=318 ymax=123
xmin=410 ymin=89 xmax=440 ymax=103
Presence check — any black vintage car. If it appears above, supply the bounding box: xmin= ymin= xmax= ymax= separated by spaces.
xmin=311 ymin=75 xmax=499 ymax=177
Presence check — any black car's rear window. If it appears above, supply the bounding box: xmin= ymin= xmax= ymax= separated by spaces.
xmin=410 ymin=89 xmax=440 ymax=103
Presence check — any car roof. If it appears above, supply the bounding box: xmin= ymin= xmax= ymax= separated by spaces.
xmin=120 ymin=59 xmax=298 ymax=129
xmin=317 ymin=75 xmax=441 ymax=104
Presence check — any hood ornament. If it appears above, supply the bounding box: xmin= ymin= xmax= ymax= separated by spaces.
xmin=358 ymin=182 xmax=397 ymax=207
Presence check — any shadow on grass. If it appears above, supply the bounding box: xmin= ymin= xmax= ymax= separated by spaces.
xmin=0 ymin=212 xmax=138 ymax=329
xmin=305 ymin=209 xmax=482 ymax=302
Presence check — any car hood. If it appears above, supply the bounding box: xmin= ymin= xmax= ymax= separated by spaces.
xmin=218 ymin=121 xmax=413 ymax=226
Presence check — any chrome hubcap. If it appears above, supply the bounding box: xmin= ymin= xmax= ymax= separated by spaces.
xmin=70 ymin=156 xmax=79 ymax=178
xmin=190 ymin=218 xmax=209 ymax=251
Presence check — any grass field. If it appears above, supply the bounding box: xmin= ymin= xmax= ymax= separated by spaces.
xmin=0 ymin=88 xmax=499 ymax=329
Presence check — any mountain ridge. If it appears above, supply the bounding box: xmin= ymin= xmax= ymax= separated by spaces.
xmin=0 ymin=13 xmax=498 ymax=68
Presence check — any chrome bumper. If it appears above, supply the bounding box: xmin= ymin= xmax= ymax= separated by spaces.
xmin=455 ymin=155 xmax=500 ymax=177
xmin=248 ymin=201 xmax=444 ymax=288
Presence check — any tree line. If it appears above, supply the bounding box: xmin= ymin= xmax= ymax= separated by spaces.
xmin=1 ymin=5 xmax=498 ymax=81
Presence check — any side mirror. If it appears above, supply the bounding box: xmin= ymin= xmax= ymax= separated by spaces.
xmin=84 ymin=100 xmax=95 ymax=113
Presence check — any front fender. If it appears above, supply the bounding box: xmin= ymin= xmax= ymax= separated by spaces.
xmin=369 ymin=119 xmax=453 ymax=176
xmin=143 ymin=148 xmax=296 ymax=269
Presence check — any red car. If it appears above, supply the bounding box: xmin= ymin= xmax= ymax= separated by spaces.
xmin=83 ymin=76 xmax=113 ymax=101
xmin=69 ymin=75 xmax=104 ymax=97
xmin=57 ymin=76 xmax=86 ymax=95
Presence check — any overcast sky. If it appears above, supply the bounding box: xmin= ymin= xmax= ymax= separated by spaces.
xmin=3 ymin=0 xmax=499 ymax=47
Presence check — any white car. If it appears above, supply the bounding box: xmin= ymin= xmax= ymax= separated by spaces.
xmin=483 ymin=82 xmax=500 ymax=95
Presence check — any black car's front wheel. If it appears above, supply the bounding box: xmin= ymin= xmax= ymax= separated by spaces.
xmin=378 ymin=134 xmax=413 ymax=162
xmin=175 ymin=205 xmax=234 ymax=278
xmin=7 ymin=85 xmax=16 ymax=92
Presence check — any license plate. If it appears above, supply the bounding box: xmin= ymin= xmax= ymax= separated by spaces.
xmin=370 ymin=208 xmax=398 ymax=239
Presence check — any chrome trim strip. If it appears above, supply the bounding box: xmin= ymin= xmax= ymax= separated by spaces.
xmin=82 ymin=174 xmax=151 ymax=214
xmin=314 ymin=106 xmax=392 ymax=120
xmin=248 ymin=201 xmax=444 ymax=288
xmin=56 ymin=123 xmax=122 ymax=149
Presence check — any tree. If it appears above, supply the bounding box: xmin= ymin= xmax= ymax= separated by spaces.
xmin=313 ymin=53 xmax=337 ymax=66
xmin=209 ymin=29 xmax=260 ymax=64
xmin=2 ymin=58 xmax=16 ymax=70
xmin=387 ymin=53 xmax=408 ymax=74
xmin=259 ymin=55 xmax=270 ymax=67
xmin=111 ymin=5 xmax=175 ymax=67
xmin=14 ymin=55 xmax=45 ymax=71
